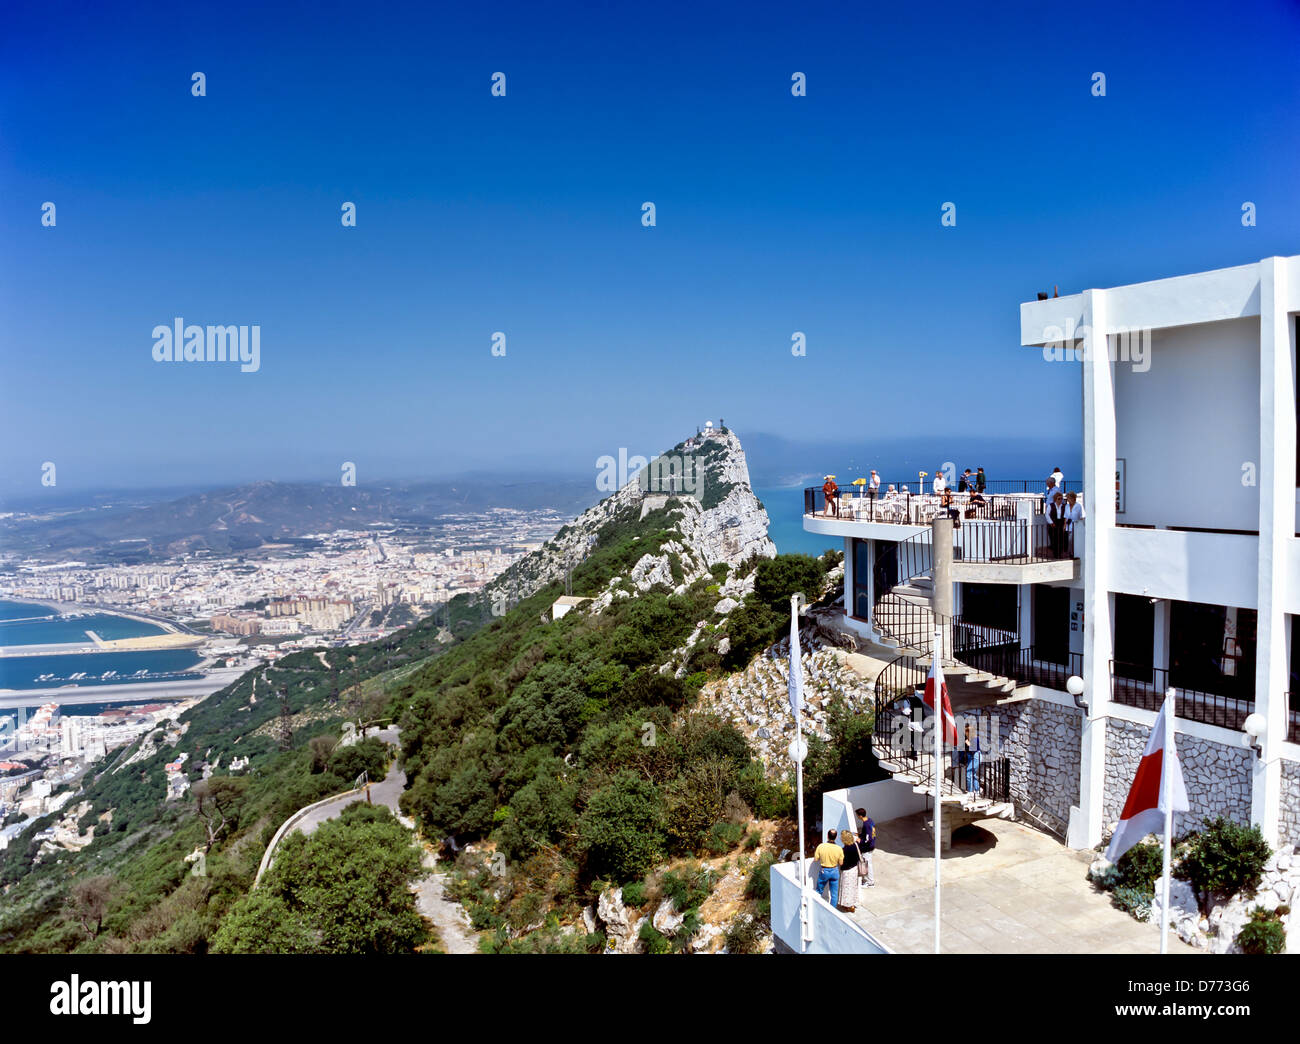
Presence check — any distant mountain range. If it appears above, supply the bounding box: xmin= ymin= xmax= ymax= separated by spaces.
xmin=741 ymin=432 xmax=1082 ymax=489
xmin=0 ymin=478 xmax=601 ymax=562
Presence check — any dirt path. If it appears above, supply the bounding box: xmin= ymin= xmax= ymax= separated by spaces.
xmin=413 ymin=849 xmax=480 ymax=954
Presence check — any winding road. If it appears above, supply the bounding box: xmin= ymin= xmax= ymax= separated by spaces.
xmin=259 ymin=726 xmax=479 ymax=953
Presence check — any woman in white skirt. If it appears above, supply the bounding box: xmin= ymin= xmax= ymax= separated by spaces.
xmin=838 ymin=830 xmax=861 ymax=912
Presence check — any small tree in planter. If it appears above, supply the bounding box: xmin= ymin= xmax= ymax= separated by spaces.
xmin=1181 ymin=817 xmax=1271 ymax=915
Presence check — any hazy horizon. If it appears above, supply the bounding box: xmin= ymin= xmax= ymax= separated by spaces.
xmin=4 ymin=0 xmax=1292 ymax=502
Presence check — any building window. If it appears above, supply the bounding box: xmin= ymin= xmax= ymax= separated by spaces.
xmin=1114 ymin=594 xmax=1155 ymax=680
xmin=851 ymin=539 xmax=872 ymax=620
xmin=1034 ymin=587 xmax=1071 ymax=665
xmin=959 ymin=583 xmax=1017 ymax=632
xmin=1169 ymin=601 xmax=1256 ymax=700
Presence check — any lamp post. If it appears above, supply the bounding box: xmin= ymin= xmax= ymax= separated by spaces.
xmin=1243 ymin=712 xmax=1266 ymax=758
xmin=1067 ymin=674 xmax=1087 ymax=709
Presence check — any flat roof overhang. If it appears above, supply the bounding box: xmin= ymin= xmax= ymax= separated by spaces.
xmin=951 ymin=559 xmax=1079 ymax=584
xmin=802 ymin=515 xmax=926 ymax=542
xmin=1019 ymin=255 xmax=1300 ymax=348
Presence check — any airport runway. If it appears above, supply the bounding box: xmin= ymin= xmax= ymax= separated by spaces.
xmin=0 ymin=668 xmax=247 ymax=708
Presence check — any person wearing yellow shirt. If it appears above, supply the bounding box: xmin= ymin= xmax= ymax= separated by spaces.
xmin=813 ymin=829 xmax=844 ymax=907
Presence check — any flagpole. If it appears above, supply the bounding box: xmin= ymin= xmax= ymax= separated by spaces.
xmin=791 ymin=594 xmax=809 ymax=952
xmin=1160 ymin=689 xmax=1175 ymax=955
xmin=933 ymin=625 xmax=942 ymax=955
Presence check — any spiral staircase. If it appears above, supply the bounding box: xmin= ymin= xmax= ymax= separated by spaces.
xmin=866 ymin=528 xmax=1023 ymax=845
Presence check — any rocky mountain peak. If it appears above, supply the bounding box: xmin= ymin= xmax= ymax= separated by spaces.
xmin=486 ymin=428 xmax=776 ymax=612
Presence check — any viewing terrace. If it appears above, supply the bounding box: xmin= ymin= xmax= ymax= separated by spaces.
xmin=803 ymin=479 xmax=1081 ymax=527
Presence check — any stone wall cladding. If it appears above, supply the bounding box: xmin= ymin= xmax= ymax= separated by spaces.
xmin=995 ymin=699 xmax=1083 ymax=830
xmin=1103 ymin=716 xmax=1251 ymax=837
xmin=1281 ymin=758 xmax=1300 ymax=851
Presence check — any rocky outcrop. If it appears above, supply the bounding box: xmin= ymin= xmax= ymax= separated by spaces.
xmin=485 ymin=429 xmax=775 ymax=614
xmin=698 ymin=630 xmax=875 ymax=770
xmin=596 ymin=886 xmax=636 ymax=952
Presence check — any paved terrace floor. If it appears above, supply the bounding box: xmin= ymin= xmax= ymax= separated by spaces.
xmin=848 ymin=811 xmax=1198 ymax=954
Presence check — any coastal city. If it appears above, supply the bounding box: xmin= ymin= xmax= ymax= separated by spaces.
xmin=0 ymin=505 xmax=572 ymax=854
xmin=1 ymin=505 xmax=569 ymax=641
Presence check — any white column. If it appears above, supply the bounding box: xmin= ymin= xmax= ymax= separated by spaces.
xmin=843 ymin=537 xmax=855 ymax=617
xmin=1071 ymin=288 xmax=1116 ymax=850
xmin=1153 ymin=598 xmax=1171 ymax=673
xmin=1254 ymin=256 xmax=1292 ymax=845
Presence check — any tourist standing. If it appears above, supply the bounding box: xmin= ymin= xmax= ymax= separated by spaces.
xmin=1064 ymin=492 xmax=1086 ymax=556
xmin=822 ymin=475 xmax=839 ymax=517
xmin=1051 ymin=465 xmax=1065 ymax=491
xmin=838 ymin=831 xmax=861 ymax=912
xmin=814 ymin=829 xmax=844 ymax=907
xmin=932 ymin=468 xmax=946 ymax=495
xmin=975 ymin=467 xmax=987 ymax=494
xmin=1047 ymin=491 xmax=1067 ymax=558
xmin=869 ymin=470 xmax=880 ymax=499
xmin=961 ymin=722 xmax=981 ymax=803
xmin=958 ymin=468 xmax=973 ymax=492
xmin=854 ymin=807 xmax=876 ymax=887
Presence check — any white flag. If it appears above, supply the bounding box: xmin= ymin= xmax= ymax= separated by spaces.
xmin=788 ymin=614 xmax=804 ymax=717
xmin=1104 ymin=694 xmax=1189 ymax=864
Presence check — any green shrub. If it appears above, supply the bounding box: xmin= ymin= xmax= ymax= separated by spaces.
xmin=1115 ymin=841 xmax=1165 ymax=892
xmin=1089 ymin=862 xmax=1121 ymax=891
xmin=1111 ymin=885 xmax=1153 ymax=922
xmin=745 ymin=852 xmax=777 ymax=907
xmin=638 ymin=920 xmax=672 ymax=954
xmin=1236 ymin=906 xmax=1286 ymax=955
xmin=724 ymin=913 xmax=765 ymax=954
xmin=1182 ymin=817 xmax=1271 ymax=914
xmin=705 ymin=821 xmax=746 ymax=855
xmin=660 ymin=862 xmax=715 ymax=912
xmin=577 ymin=773 xmax=665 ymax=882
xmin=621 ymin=881 xmax=647 ymax=907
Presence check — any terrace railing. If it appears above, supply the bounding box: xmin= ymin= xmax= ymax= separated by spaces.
xmin=952 ymin=518 xmax=1075 ymax=563
xmin=955 ymin=638 xmax=1083 ymax=691
xmin=1110 ymin=661 xmax=1254 ymax=731
xmin=806 ymin=488 xmax=1055 ymax=525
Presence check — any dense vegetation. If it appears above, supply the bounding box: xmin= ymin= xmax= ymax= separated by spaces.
xmin=0 ymin=468 xmax=869 ymax=954
xmin=212 ymin=803 xmax=428 ymax=954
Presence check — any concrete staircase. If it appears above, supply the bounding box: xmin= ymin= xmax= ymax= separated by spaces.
xmin=867 ymin=581 xmax=1024 ymax=707
xmin=873 ymin=746 xmax=1016 ymax=850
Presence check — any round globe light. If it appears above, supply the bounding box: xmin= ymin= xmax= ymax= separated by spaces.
xmin=1243 ymin=712 xmax=1267 ymax=740
xmin=1066 ymin=675 xmax=1085 ymax=697
xmin=788 ymin=737 xmax=808 ymax=763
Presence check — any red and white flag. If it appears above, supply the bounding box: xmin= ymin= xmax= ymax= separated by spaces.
xmin=922 ymin=652 xmax=957 ymax=747
xmin=1105 ymin=695 xmax=1189 ymax=864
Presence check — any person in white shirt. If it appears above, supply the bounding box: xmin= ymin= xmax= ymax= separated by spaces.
xmin=1051 ymin=466 xmax=1065 ymax=490
xmin=868 ymin=470 xmax=880 ymax=498
xmin=1064 ymin=492 xmax=1085 ymax=552
xmin=932 ymin=468 xmax=946 ymax=495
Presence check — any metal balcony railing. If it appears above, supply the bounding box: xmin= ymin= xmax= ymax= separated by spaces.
xmin=805 ymin=487 xmax=1039 ymax=524
xmin=955 ymin=639 xmax=1082 ymax=691
xmin=1111 ymin=661 xmax=1254 ymax=731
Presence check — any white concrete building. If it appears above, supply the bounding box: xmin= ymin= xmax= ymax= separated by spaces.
xmin=800 ymin=255 xmax=1300 ymax=857
xmin=1022 ymin=254 xmax=1300 ymax=851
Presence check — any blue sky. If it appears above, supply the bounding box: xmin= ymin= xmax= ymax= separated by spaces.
xmin=2 ymin=0 xmax=1298 ymax=494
